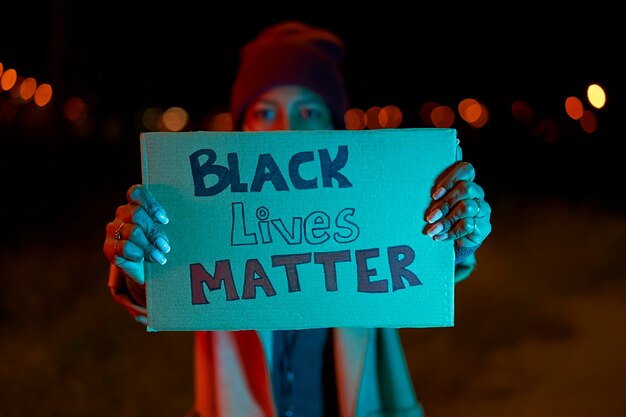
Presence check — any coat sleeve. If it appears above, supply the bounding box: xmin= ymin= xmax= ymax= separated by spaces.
xmin=107 ymin=265 xmax=148 ymax=324
xmin=454 ymin=252 xmax=476 ymax=283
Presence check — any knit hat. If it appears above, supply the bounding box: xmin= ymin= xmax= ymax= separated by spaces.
xmin=230 ymin=20 xmax=348 ymax=129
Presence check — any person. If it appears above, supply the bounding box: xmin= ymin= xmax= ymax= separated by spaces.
xmin=103 ymin=20 xmax=492 ymax=417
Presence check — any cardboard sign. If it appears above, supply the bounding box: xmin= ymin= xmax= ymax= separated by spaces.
xmin=141 ymin=128 xmax=456 ymax=331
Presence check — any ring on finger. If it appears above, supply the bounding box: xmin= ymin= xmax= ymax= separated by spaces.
xmin=114 ymin=222 xmax=125 ymax=240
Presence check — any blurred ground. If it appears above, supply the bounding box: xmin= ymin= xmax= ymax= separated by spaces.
xmin=1 ymin=188 xmax=625 ymax=416
xmin=402 ymin=195 xmax=626 ymax=417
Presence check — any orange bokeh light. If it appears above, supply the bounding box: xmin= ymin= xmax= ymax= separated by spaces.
xmin=344 ymin=108 xmax=365 ymax=130
xmin=565 ymin=96 xmax=583 ymax=120
xmin=34 ymin=83 xmax=53 ymax=107
xmin=19 ymin=77 xmax=37 ymax=101
xmin=580 ymin=110 xmax=597 ymax=134
xmin=458 ymin=98 xmax=481 ymax=123
xmin=64 ymin=96 xmax=86 ymax=122
xmin=379 ymin=105 xmax=402 ymax=128
xmin=1 ymin=68 xmax=17 ymax=91
xmin=364 ymin=106 xmax=383 ymax=129
xmin=430 ymin=105 xmax=455 ymax=128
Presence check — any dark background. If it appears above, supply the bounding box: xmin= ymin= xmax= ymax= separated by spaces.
xmin=1 ymin=2 xmax=625 ymax=416
xmin=2 ymin=3 xmax=624 ymax=210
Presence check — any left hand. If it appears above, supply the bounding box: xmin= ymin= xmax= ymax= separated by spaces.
xmin=424 ymin=157 xmax=492 ymax=249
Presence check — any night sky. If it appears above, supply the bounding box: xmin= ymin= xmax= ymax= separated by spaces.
xmin=1 ymin=2 xmax=624 ymax=209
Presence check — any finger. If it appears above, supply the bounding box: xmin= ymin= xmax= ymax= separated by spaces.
xmin=115 ymin=199 xmax=171 ymax=252
xmin=112 ymin=239 xmax=140 ymax=264
xmin=475 ymin=215 xmax=492 ymax=240
xmin=115 ymin=230 xmax=167 ymax=267
xmin=426 ymin=180 xmax=484 ymax=226
xmin=425 ymin=195 xmax=476 ymax=240
xmin=127 ymin=184 xmax=169 ymax=224
xmin=104 ymin=220 xmax=129 ymax=263
xmin=452 ymin=206 xmax=493 ymax=247
xmin=103 ymin=225 xmax=145 ymax=264
xmin=103 ymin=236 xmax=117 ymax=264
xmin=105 ymin=212 xmax=170 ymax=266
xmin=447 ymin=216 xmax=478 ymax=242
xmin=113 ymin=253 xmax=147 ymax=286
xmin=125 ymin=221 xmax=169 ymax=265
xmin=474 ymin=197 xmax=492 ymax=219
xmin=107 ymin=235 xmax=150 ymax=286
xmin=431 ymin=162 xmax=476 ymax=201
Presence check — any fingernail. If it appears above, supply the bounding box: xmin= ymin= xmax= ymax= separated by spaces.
xmin=432 ymin=187 xmax=446 ymax=200
xmin=427 ymin=209 xmax=443 ymax=223
xmin=155 ymin=210 xmax=169 ymax=224
xmin=155 ymin=237 xmax=170 ymax=253
xmin=426 ymin=222 xmax=443 ymax=237
xmin=151 ymin=251 xmax=167 ymax=265
xmin=434 ymin=232 xmax=448 ymax=241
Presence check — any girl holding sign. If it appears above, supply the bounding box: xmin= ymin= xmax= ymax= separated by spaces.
xmin=103 ymin=20 xmax=492 ymax=417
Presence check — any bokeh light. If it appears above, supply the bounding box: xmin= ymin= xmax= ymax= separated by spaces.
xmin=379 ymin=105 xmax=402 ymax=128
xmin=161 ymin=106 xmax=189 ymax=132
xmin=34 ymin=83 xmax=53 ymax=107
xmin=419 ymin=101 xmax=440 ymax=126
xmin=344 ymin=108 xmax=365 ymax=130
xmin=430 ymin=105 xmax=455 ymax=128
xmin=0 ymin=68 xmax=17 ymax=91
xmin=565 ymin=96 xmax=584 ymax=120
xmin=580 ymin=110 xmax=597 ymax=134
xmin=19 ymin=77 xmax=37 ymax=101
xmin=458 ymin=98 xmax=489 ymax=128
xmin=64 ymin=96 xmax=86 ymax=122
xmin=364 ymin=106 xmax=383 ymax=129
xmin=587 ymin=83 xmax=605 ymax=109
xmin=458 ymin=98 xmax=481 ymax=123
xmin=140 ymin=107 xmax=163 ymax=131
xmin=202 ymin=112 xmax=233 ymax=131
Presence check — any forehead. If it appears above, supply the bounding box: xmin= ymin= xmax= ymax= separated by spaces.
xmin=252 ymin=85 xmax=327 ymax=106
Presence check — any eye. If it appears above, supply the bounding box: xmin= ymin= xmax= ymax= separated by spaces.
xmin=252 ymin=108 xmax=276 ymax=122
xmin=299 ymin=107 xmax=323 ymax=120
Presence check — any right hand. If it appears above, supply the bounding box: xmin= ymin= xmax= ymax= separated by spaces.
xmin=103 ymin=184 xmax=171 ymax=285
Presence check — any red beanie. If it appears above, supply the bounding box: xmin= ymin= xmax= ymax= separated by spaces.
xmin=230 ymin=20 xmax=348 ymax=129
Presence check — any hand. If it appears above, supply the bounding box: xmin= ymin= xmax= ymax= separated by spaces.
xmin=424 ymin=159 xmax=492 ymax=249
xmin=102 ymin=184 xmax=171 ymax=285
